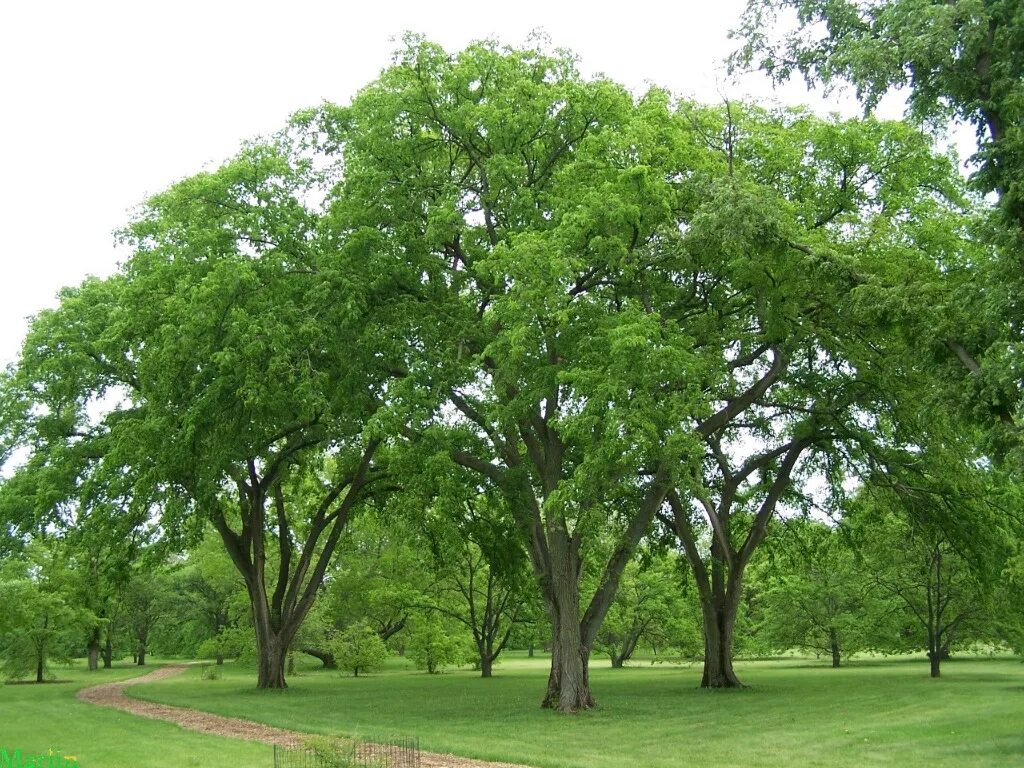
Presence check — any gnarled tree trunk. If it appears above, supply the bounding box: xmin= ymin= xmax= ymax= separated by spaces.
xmin=700 ymin=596 xmax=743 ymax=688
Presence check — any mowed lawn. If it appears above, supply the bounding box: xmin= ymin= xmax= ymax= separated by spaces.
xmin=128 ymin=653 xmax=1024 ymax=768
xmin=0 ymin=662 xmax=269 ymax=768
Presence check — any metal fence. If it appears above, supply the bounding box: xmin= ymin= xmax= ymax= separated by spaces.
xmin=273 ymin=737 xmax=420 ymax=768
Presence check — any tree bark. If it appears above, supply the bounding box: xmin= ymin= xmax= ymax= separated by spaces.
xmin=300 ymin=646 xmax=337 ymax=669
xmin=480 ymin=654 xmax=494 ymax=678
xmin=102 ymin=636 xmax=113 ymax=669
xmin=256 ymin=630 xmax=288 ymax=689
xmin=137 ymin=646 xmax=146 ymax=666
xmin=36 ymin=654 xmax=44 ymax=683
xmin=542 ymin=617 xmax=594 ymax=712
xmin=700 ymin=597 xmax=743 ymax=688
xmin=87 ymin=638 xmax=100 ymax=672
xmin=829 ymin=628 xmax=841 ymax=668
xmin=928 ymin=650 xmax=941 ymax=678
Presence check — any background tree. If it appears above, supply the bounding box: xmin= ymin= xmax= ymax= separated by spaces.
xmin=330 ymin=621 xmax=390 ymax=677
xmin=754 ymin=518 xmax=874 ymax=666
xmin=846 ymin=445 xmax=1007 ymax=677
xmin=0 ymin=544 xmax=88 ymax=682
xmin=593 ymin=550 xmax=685 ymax=668
xmin=418 ymin=494 xmax=533 ymax=677
xmin=120 ymin=566 xmax=173 ymax=666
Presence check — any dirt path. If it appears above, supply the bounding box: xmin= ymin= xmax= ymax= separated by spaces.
xmin=76 ymin=665 xmax=534 ymax=768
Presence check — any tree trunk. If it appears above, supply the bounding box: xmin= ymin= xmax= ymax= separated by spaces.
xmin=611 ymin=626 xmax=643 ymax=669
xmin=480 ymin=654 xmax=493 ymax=678
xmin=829 ymin=628 xmax=841 ymax=669
xmin=87 ymin=639 xmax=100 ymax=672
xmin=300 ymin=646 xmax=337 ymax=669
xmin=137 ymin=646 xmax=146 ymax=666
xmin=527 ymin=643 xmax=534 ymax=658
xmin=102 ymin=637 xmax=113 ymax=669
xmin=216 ymin=653 xmax=224 ymax=666
xmin=36 ymin=653 xmax=44 ymax=683
xmin=928 ymin=650 xmax=941 ymax=678
xmin=256 ymin=635 xmax=288 ymax=689
xmin=700 ymin=599 xmax=743 ymax=688
xmin=541 ymin=588 xmax=594 ymax=712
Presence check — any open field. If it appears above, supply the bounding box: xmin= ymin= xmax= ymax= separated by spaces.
xmin=125 ymin=653 xmax=1024 ymax=768
xmin=0 ymin=661 xmax=269 ymax=768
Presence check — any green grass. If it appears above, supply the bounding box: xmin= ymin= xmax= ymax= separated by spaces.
xmin=0 ymin=660 xmax=269 ymax=768
xmin=128 ymin=652 xmax=1024 ymax=768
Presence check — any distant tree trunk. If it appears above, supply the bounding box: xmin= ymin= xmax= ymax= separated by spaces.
xmin=36 ymin=653 xmax=44 ymax=683
xmin=300 ymin=646 xmax=337 ymax=669
xmin=611 ymin=625 xmax=643 ymax=669
xmin=102 ymin=636 xmax=113 ymax=669
xmin=829 ymin=628 xmax=841 ymax=668
xmin=377 ymin=617 xmax=407 ymax=642
xmin=87 ymin=637 xmax=100 ymax=672
xmin=137 ymin=646 xmax=146 ymax=666
xmin=527 ymin=643 xmax=534 ymax=658
xmin=215 ymin=653 xmax=224 ymax=666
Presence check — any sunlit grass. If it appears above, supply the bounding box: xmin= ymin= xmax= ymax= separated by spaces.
xmin=0 ymin=659 xmax=269 ymax=768
xmin=130 ymin=652 xmax=1024 ymax=768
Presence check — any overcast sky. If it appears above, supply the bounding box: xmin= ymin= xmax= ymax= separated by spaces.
xmin=0 ymin=0 xmax=895 ymax=367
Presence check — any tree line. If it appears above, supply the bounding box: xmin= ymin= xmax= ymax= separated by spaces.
xmin=2 ymin=1 xmax=1023 ymax=712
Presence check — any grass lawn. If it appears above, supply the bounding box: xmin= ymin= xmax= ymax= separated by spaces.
xmin=0 ymin=660 xmax=269 ymax=768
xmin=128 ymin=652 xmax=1024 ymax=768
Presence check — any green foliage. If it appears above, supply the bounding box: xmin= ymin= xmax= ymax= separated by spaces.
xmin=330 ymin=622 xmax=390 ymax=677
xmin=200 ymin=663 xmax=222 ymax=681
xmin=732 ymin=0 xmax=1024 ymax=468
xmin=754 ymin=519 xmax=876 ymax=663
xmin=594 ymin=551 xmax=698 ymax=666
xmin=196 ymin=626 xmax=255 ymax=664
xmin=844 ymin=483 xmax=1002 ymax=666
xmin=405 ymin=616 xmax=469 ymax=674
xmin=0 ymin=547 xmax=89 ymax=681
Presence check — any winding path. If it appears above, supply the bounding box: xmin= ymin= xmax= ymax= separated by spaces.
xmin=76 ymin=665 xmax=534 ymax=768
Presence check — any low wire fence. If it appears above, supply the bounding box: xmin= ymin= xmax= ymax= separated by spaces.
xmin=272 ymin=736 xmax=420 ymax=768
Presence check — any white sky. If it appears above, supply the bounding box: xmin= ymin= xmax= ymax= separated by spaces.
xmin=0 ymin=0 xmax=907 ymax=368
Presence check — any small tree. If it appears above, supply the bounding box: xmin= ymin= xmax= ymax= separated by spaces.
xmin=405 ymin=616 xmax=467 ymax=675
xmin=331 ymin=622 xmax=389 ymax=677
xmin=755 ymin=519 xmax=874 ymax=667
xmin=196 ymin=626 xmax=254 ymax=665
xmin=0 ymin=545 xmax=90 ymax=682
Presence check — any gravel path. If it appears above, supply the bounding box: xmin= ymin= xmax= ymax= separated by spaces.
xmin=76 ymin=665 xmax=535 ymax=768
